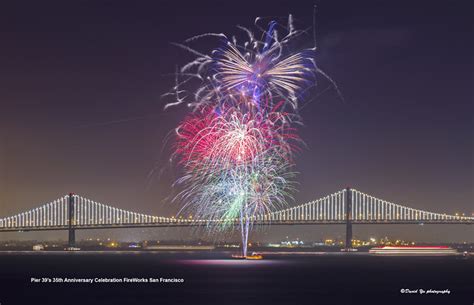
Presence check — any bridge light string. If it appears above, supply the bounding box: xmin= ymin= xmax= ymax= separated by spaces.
xmin=0 ymin=191 xmax=472 ymax=232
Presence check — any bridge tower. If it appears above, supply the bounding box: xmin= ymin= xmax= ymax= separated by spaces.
xmin=68 ymin=193 xmax=75 ymax=248
xmin=345 ymin=187 xmax=353 ymax=250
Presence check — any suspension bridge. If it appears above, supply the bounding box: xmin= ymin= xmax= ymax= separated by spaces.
xmin=0 ymin=188 xmax=472 ymax=249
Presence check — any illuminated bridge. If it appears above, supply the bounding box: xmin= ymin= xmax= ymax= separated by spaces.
xmin=1 ymin=188 xmax=472 ymax=249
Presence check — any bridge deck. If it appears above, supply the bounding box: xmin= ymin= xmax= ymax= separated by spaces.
xmin=0 ymin=219 xmax=472 ymax=232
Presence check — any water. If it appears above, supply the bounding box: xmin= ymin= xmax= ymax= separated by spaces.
xmin=0 ymin=251 xmax=472 ymax=305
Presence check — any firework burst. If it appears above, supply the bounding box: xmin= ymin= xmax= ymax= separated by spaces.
xmin=165 ymin=15 xmax=328 ymax=256
xmin=175 ymin=102 xmax=299 ymax=171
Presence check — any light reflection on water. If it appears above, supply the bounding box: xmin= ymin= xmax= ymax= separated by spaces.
xmin=176 ymin=259 xmax=284 ymax=266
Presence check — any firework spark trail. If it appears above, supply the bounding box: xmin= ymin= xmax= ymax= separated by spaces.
xmin=165 ymin=16 xmax=329 ymax=256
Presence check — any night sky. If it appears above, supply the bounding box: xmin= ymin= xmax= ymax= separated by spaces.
xmin=0 ymin=0 xmax=472 ymax=242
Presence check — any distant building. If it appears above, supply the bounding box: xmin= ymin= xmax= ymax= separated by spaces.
xmin=32 ymin=244 xmax=44 ymax=251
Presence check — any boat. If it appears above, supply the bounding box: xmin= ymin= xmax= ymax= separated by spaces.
xmin=245 ymin=254 xmax=263 ymax=260
xmin=369 ymin=246 xmax=458 ymax=256
xmin=231 ymin=252 xmax=264 ymax=260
